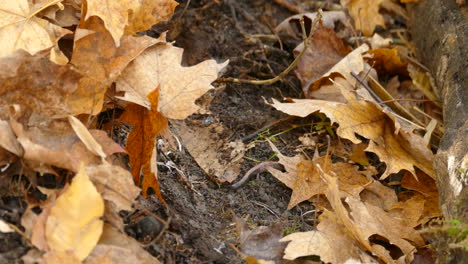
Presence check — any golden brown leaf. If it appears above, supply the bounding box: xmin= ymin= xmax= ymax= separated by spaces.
xmin=293 ymin=22 xmax=350 ymax=95
xmin=85 ymin=0 xmax=177 ymax=46
xmin=68 ymin=115 xmax=106 ymax=160
xmin=0 ymin=51 xmax=81 ymax=123
xmin=401 ymin=171 xmax=440 ymax=224
xmin=68 ymin=17 xmax=164 ymax=115
xmin=341 ymin=0 xmax=385 ymax=36
xmin=119 ymin=89 xmax=168 ymax=199
xmin=45 ymin=165 xmax=104 ymax=261
xmin=125 ymin=0 xmax=179 ymax=36
xmin=366 ymin=48 xmax=409 ymax=75
xmin=282 ymin=211 xmax=375 ymax=263
xmin=306 ymin=44 xmax=369 ymax=95
xmin=11 ymin=119 xmax=124 ymax=173
xmin=269 ymin=79 xmax=434 ymax=179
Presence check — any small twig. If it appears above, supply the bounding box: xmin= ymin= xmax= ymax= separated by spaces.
xmin=378 ymin=98 xmax=433 ymax=104
xmin=231 ymin=162 xmax=283 ymax=189
xmin=273 ymin=0 xmax=306 ymax=14
xmin=251 ymin=201 xmax=280 ymax=218
xmin=218 ymin=10 xmax=323 ymax=85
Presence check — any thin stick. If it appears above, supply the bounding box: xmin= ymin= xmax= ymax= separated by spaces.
xmin=218 ymin=10 xmax=323 ymax=85
xmin=378 ymin=98 xmax=433 ymax=104
xmin=273 ymin=0 xmax=306 ymax=14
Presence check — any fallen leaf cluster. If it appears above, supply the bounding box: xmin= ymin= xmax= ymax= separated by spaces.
xmin=240 ymin=4 xmax=441 ymax=263
xmin=0 ymin=0 xmax=226 ymax=262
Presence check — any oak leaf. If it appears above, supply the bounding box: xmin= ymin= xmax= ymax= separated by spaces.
xmin=45 ymin=165 xmax=104 ymax=261
xmin=119 ymin=89 xmax=169 ymax=199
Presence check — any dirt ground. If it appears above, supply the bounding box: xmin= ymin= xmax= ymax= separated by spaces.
xmin=0 ymin=0 xmax=334 ymax=263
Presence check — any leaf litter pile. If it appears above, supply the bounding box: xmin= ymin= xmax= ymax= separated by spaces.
xmin=0 ymin=0 xmax=451 ymax=263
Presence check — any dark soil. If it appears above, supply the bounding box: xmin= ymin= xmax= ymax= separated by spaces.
xmin=0 ymin=0 xmax=324 ymax=263
xmin=145 ymin=1 xmax=317 ymax=263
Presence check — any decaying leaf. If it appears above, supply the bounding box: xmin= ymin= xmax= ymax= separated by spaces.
xmin=87 ymin=163 xmax=140 ymax=211
xmin=293 ymin=22 xmax=350 ymax=96
xmin=235 ymin=216 xmax=287 ymax=262
xmin=276 ymin=11 xmax=347 ymax=38
xmin=304 ymin=44 xmax=369 ymax=95
xmin=171 ymin=120 xmax=245 ymax=183
xmin=0 ymin=50 xmax=81 ymax=123
xmin=68 ymin=115 xmax=106 ymax=160
xmin=282 ymin=211 xmax=377 ymax=263
xmin=86 ymin=224 xmax=161 ymax=264
xmin=120 ymin=88 xmax=168 ymax=199
xmin=45 ymin=164 xmax=105 ymax=261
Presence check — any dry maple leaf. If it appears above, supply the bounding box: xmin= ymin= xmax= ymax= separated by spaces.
xmin=269 ymin=78 xmax=434 ymax=179
xmin=84 ymin=0 xmax=178 ymax=46
xmin=68 ymin=17 xmax=164 ymax=115
xmin=321 ymin=169 xmax=423 ymax=263
xmin=304 ymin=44 xmax=369 ymax=96
xmin=45 ymin=164 xmax=104 ymax=261
xmin=341 ymin=0 xmax=385 ymax=36
xmin=116 ymin=41 xmax=228 ymax=118
xmin=119 ymin=88 xmax=169 ymax=200
xmin=282 ymin=211 xmax=378 ymax=263
xmin=10 ymin=118 xmax=123 ymax=174
xmin=0 ymin=0 xmax=71 ymax=58
xmin=266 ymin=144 xmax=370 ymax=209
xmin=293 ymin=21 xmax=350 ymax=95
xmin=87 ymin=163 xmax=140 ymax=212
xmin=0 ymin=50 xmax=81 ymax=123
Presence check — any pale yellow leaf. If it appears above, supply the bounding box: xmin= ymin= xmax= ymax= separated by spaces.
xmin=0 ymin=219 xmax=14 ymax=233
xmin=0 ymin=0 xmax=71 ymax=57
xmin=116 ymin=42 xmax=228 ymax=118
xmin=46 ymin=164 xmax=104 ymax=261
xmin=85 ymin=0 xmax=177 ymax=46
xmin=0 ymin=120 xmax=23 ymax=156
xmin=68 ymin=115 xmax=106 ymax=160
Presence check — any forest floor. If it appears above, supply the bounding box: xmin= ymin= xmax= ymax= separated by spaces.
xmin=0 ymin=0 xmax=444 ymax=263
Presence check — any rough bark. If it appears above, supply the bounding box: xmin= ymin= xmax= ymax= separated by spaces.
xmin=408 ymin=0 xmax=467 ymax=261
